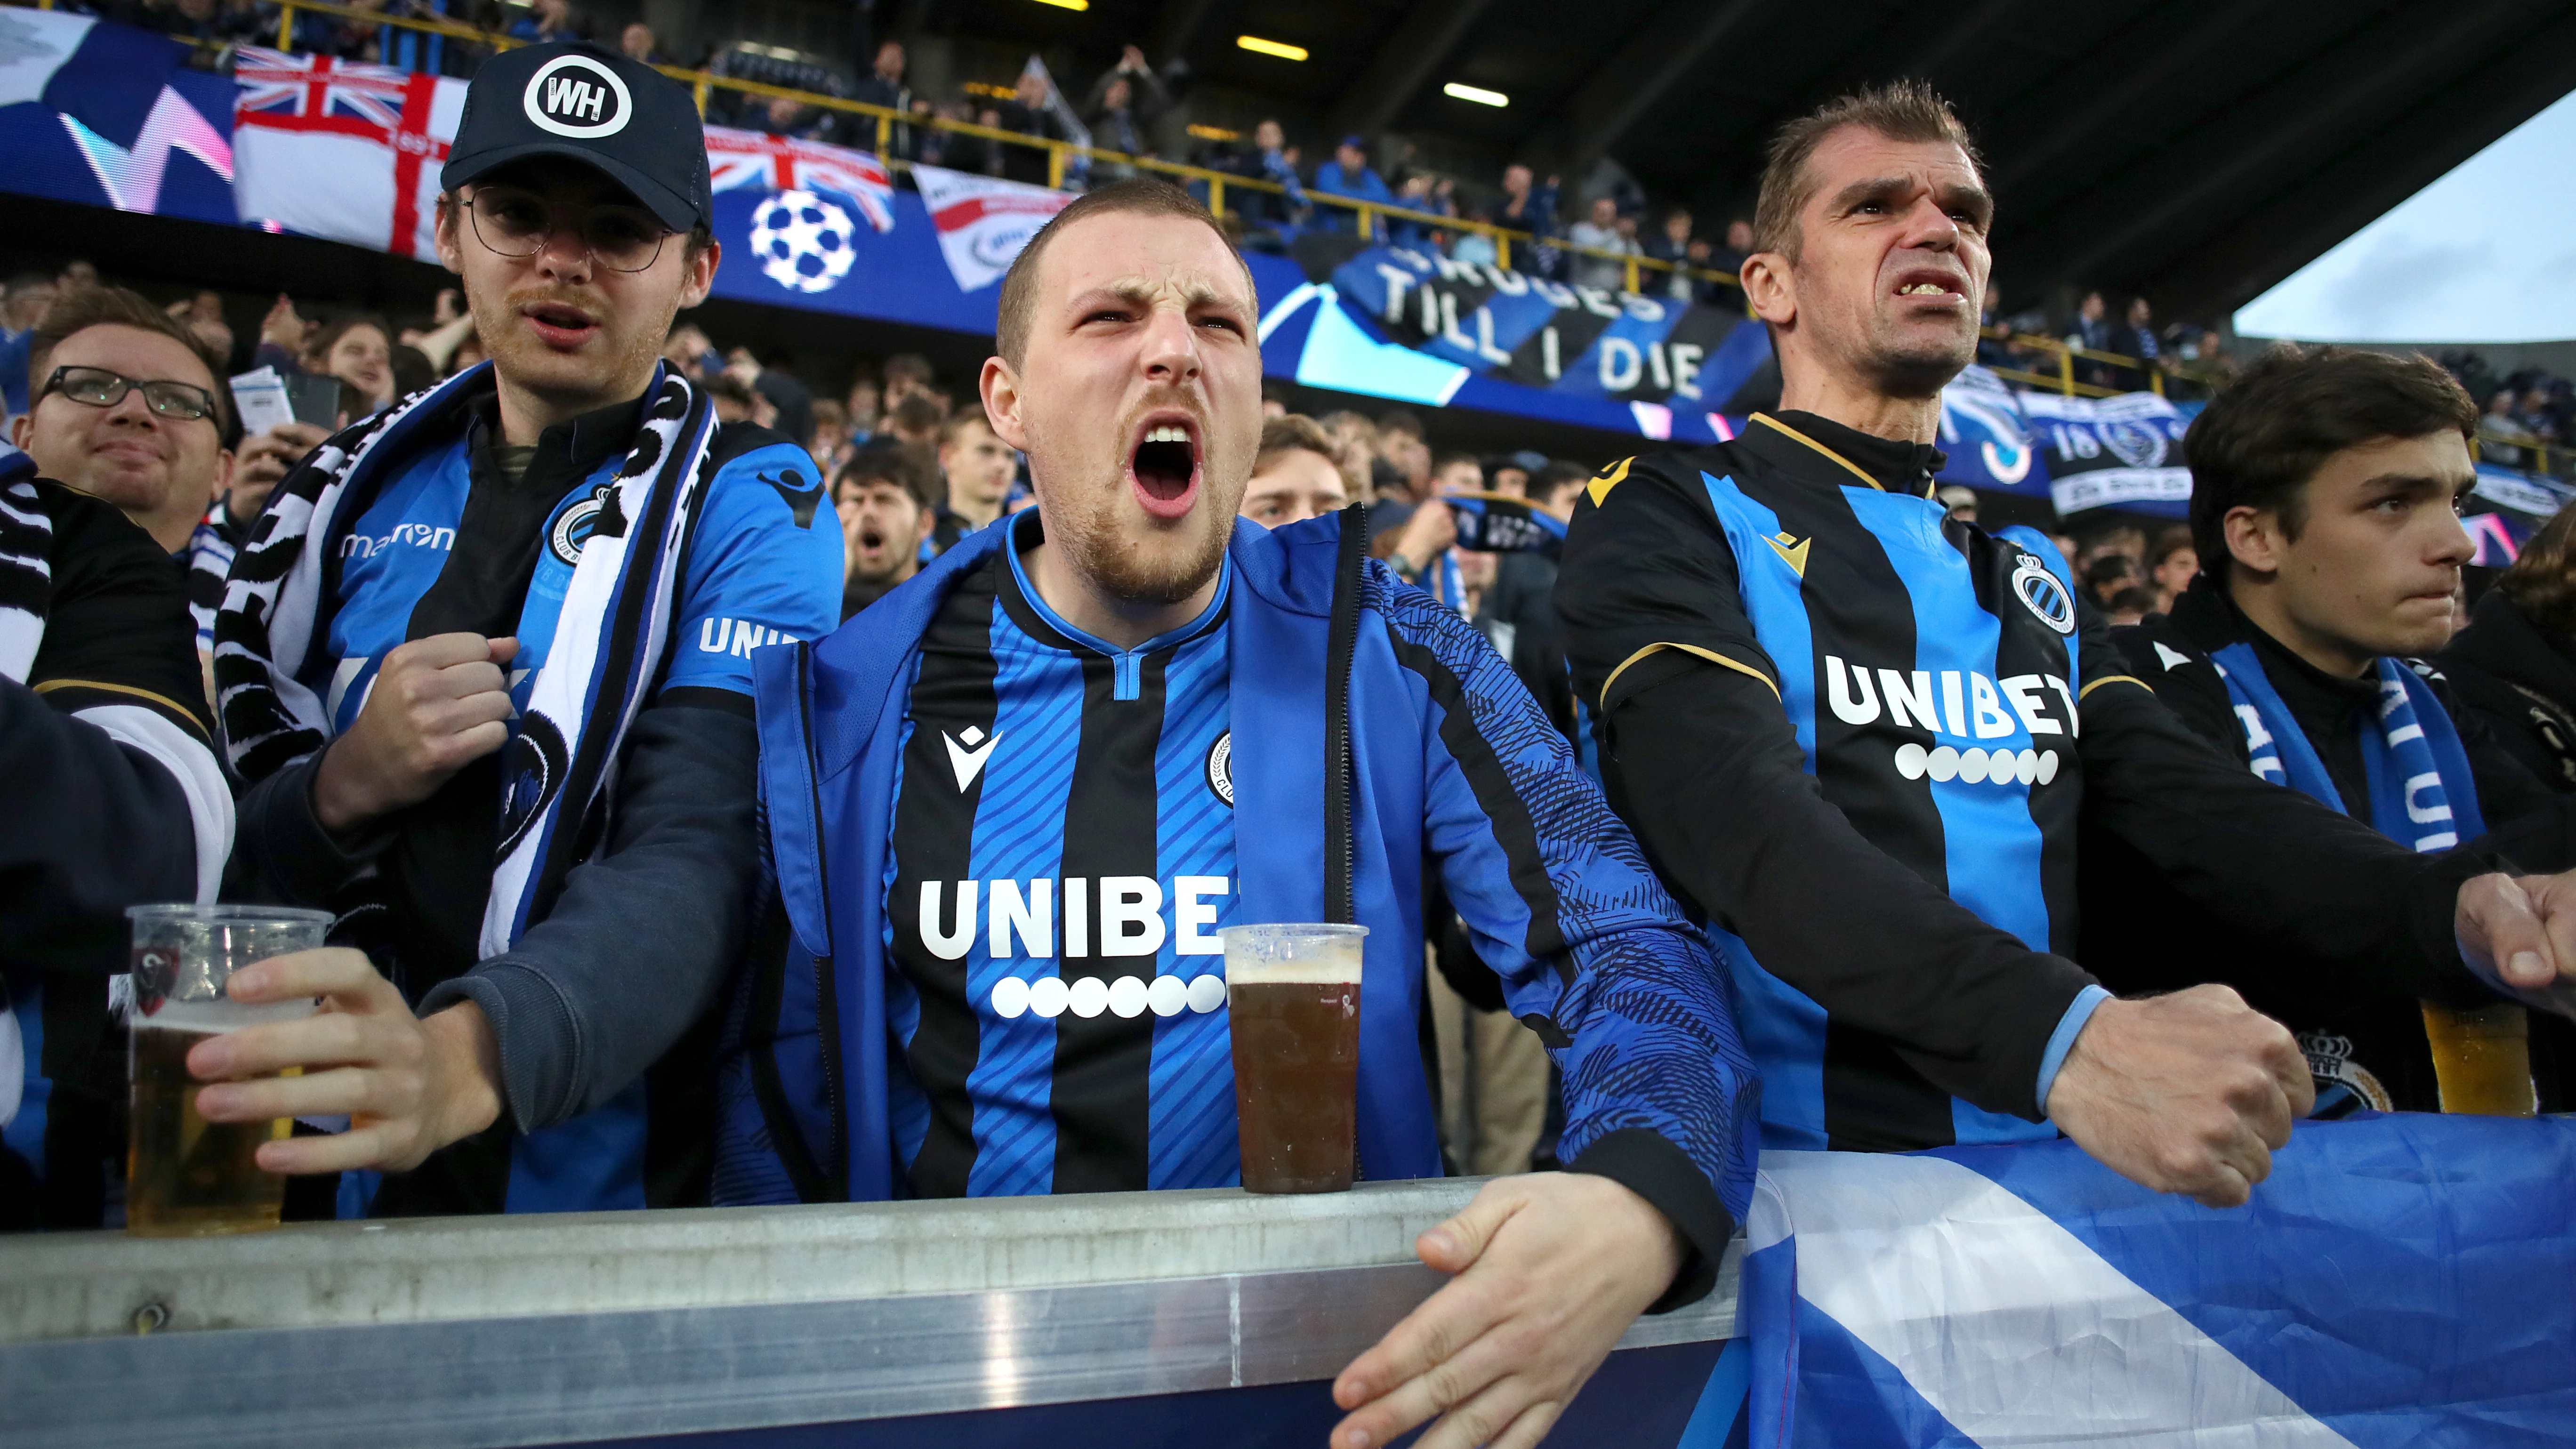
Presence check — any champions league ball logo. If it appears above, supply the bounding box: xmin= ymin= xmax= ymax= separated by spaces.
xmin=749 ymin=190 xmax=857 ymax=294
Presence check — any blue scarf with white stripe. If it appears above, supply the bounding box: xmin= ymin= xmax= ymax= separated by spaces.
xmin=2211 ymin=642 xmax=2483 ymax=851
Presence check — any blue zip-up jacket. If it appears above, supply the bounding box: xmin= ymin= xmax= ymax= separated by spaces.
xmin=717 ymin=509 xmax=1759 ymax=1305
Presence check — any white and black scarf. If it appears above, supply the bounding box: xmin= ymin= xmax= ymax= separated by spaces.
xmin=213 ymin=365 xmax=720 ymax=957
xmin=0 ymin=446 xmax=47 ymax=684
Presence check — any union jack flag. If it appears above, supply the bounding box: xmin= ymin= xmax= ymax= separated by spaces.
xmin=231 ymin=46 xmax=459 ymax=260
xmin=704 ymin=126 xmax=896 ymax=233
xmin=232 ymin=48 xmax=416 ymax=130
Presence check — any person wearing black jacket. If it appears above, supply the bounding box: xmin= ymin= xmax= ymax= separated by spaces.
xmin=2094 ymin=346 xmax=2576 ymax=1113
xmin=2442 ymin=503 xmax=2576 ymax=794
xmin=1557 ymin=81 xmax=2576 ymax=1210
xmin=2 ymin=446 xmax=232 ymax=1228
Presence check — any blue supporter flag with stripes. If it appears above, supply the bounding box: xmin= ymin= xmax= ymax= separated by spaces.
xmin=1717 ymin=1116 xmax=2576 ymax=1447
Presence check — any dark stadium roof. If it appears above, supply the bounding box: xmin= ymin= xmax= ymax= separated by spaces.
xmin=908 ymin=0 xmax=2576 ymax=325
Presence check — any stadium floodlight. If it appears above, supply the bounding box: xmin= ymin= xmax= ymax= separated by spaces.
xmin=1443 ymin=82 xmax=1508 ymax=107
xmin=1236 ymin=35 xmax=1308 ymax=61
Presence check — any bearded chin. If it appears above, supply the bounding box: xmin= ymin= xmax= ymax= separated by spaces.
xmin=1059 ymin=502 xmax=1232 ymax=605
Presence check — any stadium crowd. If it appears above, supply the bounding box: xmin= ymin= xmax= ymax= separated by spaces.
xmin=10 ymin=22 xmax=2576 ymax=1445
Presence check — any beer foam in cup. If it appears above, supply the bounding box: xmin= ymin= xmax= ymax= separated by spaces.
xmin=1218 ymin=925 xmax=1366 ymax=984
xmin=133 ymin=995 xmax=318 ymax=1034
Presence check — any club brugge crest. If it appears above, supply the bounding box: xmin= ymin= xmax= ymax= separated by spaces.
xmin=2011 ymin=555 xmax=2077 ymax=635
xmin=524 ymin=54 xmax=632 ymax=139
xmin=497 ymin=715 xmax=570 ymax=857
xmin=1205 ymin=731 xmax=1233 ymax=807
xmin=548 ymin=482 xmax=615 ymax=566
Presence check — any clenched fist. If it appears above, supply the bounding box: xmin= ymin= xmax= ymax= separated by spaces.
xmin=313 ymin=633 xmax=518 ymax=833
xmin=2045 ymin=984 xmax=2313 ymax=1208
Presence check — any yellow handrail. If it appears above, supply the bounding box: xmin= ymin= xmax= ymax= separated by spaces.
xmin=159 ymin=0 xmax=1750 ymax=297
xmin=2005 ymin=332 xmax=2226 ymax=397
xmin=2473 ymin=427 xmax=2562 ymax=479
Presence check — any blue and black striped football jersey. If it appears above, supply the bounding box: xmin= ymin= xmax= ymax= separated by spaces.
xmin=1562 ymin=412 xmax=2120 ymax=1152
xmin=883 ymin=536 xmax=1241 ymax=1196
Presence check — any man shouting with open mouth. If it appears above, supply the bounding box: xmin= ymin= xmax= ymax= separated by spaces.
xmin=715 ymin=178 xmax=1761 ymax=1449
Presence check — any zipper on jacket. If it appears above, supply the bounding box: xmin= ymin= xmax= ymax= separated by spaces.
xmin=796 ymin=642 xmax=849 ymax=1197
xmin=1324 ymin=504 xmax=1366 ymax=925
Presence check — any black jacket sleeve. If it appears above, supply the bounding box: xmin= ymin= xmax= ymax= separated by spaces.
xmin=419 ymin=695 xmax=759 ymax=1132
xmin=2071 ymin=652 xmax=2496 ymax=1006
xmin=0 ymin=678 xmax=202 ymax=972
xmin=231 ymin=751 xmax=394 ymax=907
xmin=4 ymin=484 xmax=224 ymax=971
xmin=1602 ymin=651 xmax=2096 ymax=1118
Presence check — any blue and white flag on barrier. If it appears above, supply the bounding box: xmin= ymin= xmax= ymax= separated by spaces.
xmin=1936 ymin=365 xmax=2051 ymax=498
xmin=1731 ymin=1115 xmax=2576 ymax=1447
xmin=2020 ymin=388 xmax=2197 ymax=518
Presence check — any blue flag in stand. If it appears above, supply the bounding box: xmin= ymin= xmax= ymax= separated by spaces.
xmin=1707 ymin=1115 xmax=2576 ymax=1447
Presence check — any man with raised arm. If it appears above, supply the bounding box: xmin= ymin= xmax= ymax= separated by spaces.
xmin=1557 ymin=81 xmax=2576 ymax=1205
xmin=716 ymin=179 xmax=1759 ymax=1449
xmin=201 ymin=43 xmax=841 ymax=1216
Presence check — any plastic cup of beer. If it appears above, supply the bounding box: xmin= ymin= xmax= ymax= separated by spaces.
xmin=1220 ymin=923 xmax=1367 ymax=1194
xmin=124 ymin=904 xmax=331 ymax=1236
xmin=2421 ymin=1000 xmax=2539 ymax=1118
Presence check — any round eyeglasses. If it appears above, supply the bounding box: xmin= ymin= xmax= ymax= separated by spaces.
xmin=462 ymin=186 xmax=675 ymax=274
xmin=41 ymin=365 xmax=220 ymax=423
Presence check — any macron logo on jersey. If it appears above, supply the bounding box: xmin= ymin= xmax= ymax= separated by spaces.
xmin=342 ymin=522 xmax=456 ymax=558
xmin=944 ymin=725 xmax=1000 ymax=790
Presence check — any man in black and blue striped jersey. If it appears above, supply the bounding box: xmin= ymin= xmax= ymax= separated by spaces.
xmin=1560 ymin=80 xmax=2576 ymax=1209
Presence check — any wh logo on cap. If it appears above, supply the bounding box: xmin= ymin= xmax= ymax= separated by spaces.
xmin=523 ymin=55 xmax=632 ymax=138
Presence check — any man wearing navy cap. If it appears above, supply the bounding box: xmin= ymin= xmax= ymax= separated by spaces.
xmin=1313 ymin=134 xmax=1392 ymax=230
xmin=198 ymin=44 xmax=843 ymax=1216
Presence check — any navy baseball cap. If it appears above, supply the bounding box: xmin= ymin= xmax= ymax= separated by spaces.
xmin=441 ymin=42 xmax=711 ymax=233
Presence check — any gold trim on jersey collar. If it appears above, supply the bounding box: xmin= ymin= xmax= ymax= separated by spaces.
xmin=1748 ymin=413 xmax=1938 ymax=498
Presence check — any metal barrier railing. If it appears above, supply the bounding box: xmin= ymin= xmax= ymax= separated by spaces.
xmin=46 ymin=0 xmax=1749 ymax=304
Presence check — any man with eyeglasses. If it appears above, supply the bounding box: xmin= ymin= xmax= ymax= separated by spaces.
xmin=11 ymin=285 xmax=237 ymax=557
xmin=203 ymin=43 xmax=842 ymax=1217
xmin=2 ymin=293 xmax=233 ymax=1229
xmin=9 ymin=285 xmax=247 ymax=676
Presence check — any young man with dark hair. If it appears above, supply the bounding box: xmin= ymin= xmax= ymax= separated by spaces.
xmin=880 ymin=352 xmax=935 ymax=411
xmin=1374 ymin=408 xmax=1430 ymax=499
xmin=928 ymin=407 xmax=1016 ymax=555
xmin=879 ymin=391 xmax=942 ymax=453
xmin=1428 ymin=450 xmax=1482 ymax=496
xmin=199 ymin=43 xmax=842 ymax=1217
xmin=1530 ymin=458 xmax=1592 ymax=518
xmin=835 ymin=443 xmax=938 ymax=617
xmin=718 ymin=178 xmax=1759 ymax=1449
xmin=1558 ymin=81 xmax=2576 ymax=1207
xmin=2090 ymin=344 xmax=2576 ymax=1111
xmin=1236 ymin=413 xmax=1348 ymax=529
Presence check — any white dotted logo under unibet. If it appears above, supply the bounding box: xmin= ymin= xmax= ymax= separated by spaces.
xmin=1894 ymin=743 xmax=2059 ymax=788
xmin=991 ymin=972 xmax=1225 ymax=1021
xmin=523 ymin=55 xmax=633 ymax=138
